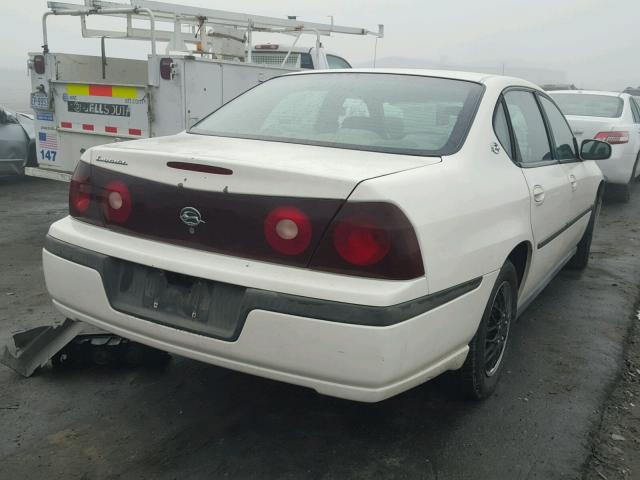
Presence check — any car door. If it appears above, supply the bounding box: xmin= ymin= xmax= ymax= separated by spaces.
xmin=0 ymin=110 xmax=28 ymax=164
xmin=501 ymin=90 xmax=574 ymax=299
xmin=538 ymin=94 xmax=597 ymax=248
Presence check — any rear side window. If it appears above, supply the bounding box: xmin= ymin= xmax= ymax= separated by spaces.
xmin=300 ymin=53 xmax=314 ymax=69
xmin=629 ymin=98 xmax=640 ymax=123
xmin=539 ymin=96 xmax=577 ymax=161
xmin=504 ymin=91 xmax=553 ymax=165
xmin=550 ymin=93 xmax=624 ymax=118
xmin=493 ymin=101 xmax=513 ymax=159
xmin=327 ymin=55 xmax=352 ymax=69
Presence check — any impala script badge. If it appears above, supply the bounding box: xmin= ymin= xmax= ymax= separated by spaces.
xmin=180 ymin=207 xmax=205 ymax=234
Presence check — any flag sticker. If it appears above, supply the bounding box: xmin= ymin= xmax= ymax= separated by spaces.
xmin=38 ymin=131 xmax=58 ymax=150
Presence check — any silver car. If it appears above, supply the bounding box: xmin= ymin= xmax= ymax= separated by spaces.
xmin=0 ymin=108 xmax=35 ymax=176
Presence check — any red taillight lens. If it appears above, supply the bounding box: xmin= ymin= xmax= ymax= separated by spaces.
xmin=310 ymin=202 xmax=424 ymax=280
xmin=160 ymin=57 xmax=173 ymax=80
xmin=69 ymin=161 xmax=92 ymax=215
xmin=333 ymin=216 xmax=391 ymax=266
xmin=595 ymin=131 xmax=629 ymax=145
xmin=264 ymin=206 xmax=312 ymax=255
xmin=33 ymin=55 xmax=45 ymax=74
xmin=102 ymin=181 xmax=132 ymax=224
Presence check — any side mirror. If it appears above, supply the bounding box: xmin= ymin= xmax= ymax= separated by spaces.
xmin=581 ymin=139 xmax=612 ymax=161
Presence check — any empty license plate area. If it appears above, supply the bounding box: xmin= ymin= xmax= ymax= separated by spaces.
xmin=102 ymin=258 xmax=247 ymax=340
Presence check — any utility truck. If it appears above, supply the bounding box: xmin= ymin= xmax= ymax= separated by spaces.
xmin=27 ymin=0 xmax=383 ymax=181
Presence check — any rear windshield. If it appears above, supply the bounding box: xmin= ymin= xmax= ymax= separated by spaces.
xmin=550 ymin=93 xmax=624 ymax=118
xmin=190 ymin=73 xmax=484 ymax=156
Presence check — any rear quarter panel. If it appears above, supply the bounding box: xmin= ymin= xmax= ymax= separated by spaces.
xmin=351 ymin=82 xmax=533 ymax=294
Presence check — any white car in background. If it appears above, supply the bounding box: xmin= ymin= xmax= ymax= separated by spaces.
xmin=550 ymin=90 xmax=640 ymax=201
xmin=43 ymin=70 xmax=611 ymax=403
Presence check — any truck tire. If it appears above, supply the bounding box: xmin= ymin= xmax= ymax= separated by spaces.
xmin=567 ymin=189 xmax=602 ymax=270
xmin=457 ymin=260 xmax=517 ymax=400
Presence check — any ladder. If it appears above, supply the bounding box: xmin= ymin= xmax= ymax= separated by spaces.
xmin=44 ymin=0 xmax=384 ymax=64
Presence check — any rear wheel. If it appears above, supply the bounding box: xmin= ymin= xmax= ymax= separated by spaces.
xmin=457 ymin=260 xmax=517 ymax=400
xmin=605 ymin=182 xmax=630 ymax=203
xmin=567 ymin=188 xmax=602 ymax=270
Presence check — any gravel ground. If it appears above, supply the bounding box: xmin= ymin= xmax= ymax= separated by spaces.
xmin=583 ymin=306 xmax=640 ymax=480
xmin=0 ymin=175 xmax=639 ymax=480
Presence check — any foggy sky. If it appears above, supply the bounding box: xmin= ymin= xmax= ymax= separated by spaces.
xmin=1 ymin=0 xmax=639 ymax=90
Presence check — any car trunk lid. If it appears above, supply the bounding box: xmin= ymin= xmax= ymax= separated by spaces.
xmin=565 ymin=115 xmax=617 ymax=143
xmin=96 ymin=132 xmax=440 ymax=198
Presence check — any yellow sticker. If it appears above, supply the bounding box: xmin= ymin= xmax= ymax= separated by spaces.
xmin=111 ymin=86 xmax=137 ymax=99
xmin=66 ymin=84 xmax=90 ymax=96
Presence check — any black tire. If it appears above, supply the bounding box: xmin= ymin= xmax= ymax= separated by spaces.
xmin=25 ymin=141 xmax=38 ymax=168
xmin=606 ymin=183 xmax=630 ymax=203
xmin=567 ymin=188 xmax=602 ymax=270
xmin=457 ymin=260 xmax=517 ymax=400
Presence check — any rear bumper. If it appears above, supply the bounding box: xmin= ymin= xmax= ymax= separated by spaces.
xmin=43 ymin=220 xmax=497 ymax=402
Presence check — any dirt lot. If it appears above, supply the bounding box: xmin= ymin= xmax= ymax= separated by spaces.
xmin=584 ymin=305 xmax=640 ymax=480
xmin=1 ymin=176 xmax=639 ymax=480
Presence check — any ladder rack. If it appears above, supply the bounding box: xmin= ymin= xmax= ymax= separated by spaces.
xmin=44 ymin=0 xmax=384 ymax=61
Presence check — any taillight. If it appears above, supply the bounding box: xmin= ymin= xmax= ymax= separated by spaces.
xmin=333 ymin=216 xmax=391 ymax=266
xmin=102 ymin=181 xmax=132 ymax=224
xmin=595 ymin=131 xmax=629 ymax=145
xmin=309 ymin=202 xmax=424 ymax=280
xmin=264 ymin=206 xmax=312 ymax=255
xmin=33 ymin=55 xmax=45 ymax=74
xmin=69 ymin=161 xmax=92 ymax=215
xmin=160 ymin=57 xmax=173 ymax=80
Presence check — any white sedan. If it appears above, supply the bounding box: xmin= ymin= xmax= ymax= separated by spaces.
xmin=43 ymin=70 xmax=611 ymax=402
xmin=550 ymin=90 xmax=640 ymax=201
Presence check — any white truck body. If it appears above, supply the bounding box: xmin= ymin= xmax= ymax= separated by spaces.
xmin=27 ymin=0 xmax=383 ymax=180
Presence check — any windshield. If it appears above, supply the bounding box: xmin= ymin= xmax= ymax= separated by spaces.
xmin=550 ymin=93 xmax=624 ymax=118
xmin=190 ymin=73 xmax=484 ymax=156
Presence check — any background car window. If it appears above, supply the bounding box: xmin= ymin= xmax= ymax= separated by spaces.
xmin=326 ymin=54 xmax=352 ymax=69
xmin=504 ymin=91 xmax=553 ymax=165
xmin=539 ymin=96 xmax=577 ymax=161
xmin=493 ymin=101 xmax=513 ymax=159
xmin=300 ymin=53 xmax=314 ymax=69
xmin=550 ymin=93 xmax=624 ymax=118
xmin=629 ymin=98 xmax=640 ymax=123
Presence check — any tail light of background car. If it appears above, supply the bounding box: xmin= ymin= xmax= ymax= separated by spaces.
xmin=594 ymin=131 xmax=629 ymax=145
xmin=160 ymin=57 xmax=174 ymax=80
xmin=33 ymin=55 xmax=45 ymax=74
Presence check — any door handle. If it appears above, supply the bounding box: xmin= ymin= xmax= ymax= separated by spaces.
xmin=533 ymin=185 xmax=545 ymax=204
xmin=569 ymin=174 xmax=577 ymax=191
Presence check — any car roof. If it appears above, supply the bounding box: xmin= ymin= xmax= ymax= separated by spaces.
xmin=283 ymin=68 xmax=540 ymax=88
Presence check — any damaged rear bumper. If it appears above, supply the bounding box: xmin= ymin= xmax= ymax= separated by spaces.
xmin=43 ymin=233 xmax=494 ymax=402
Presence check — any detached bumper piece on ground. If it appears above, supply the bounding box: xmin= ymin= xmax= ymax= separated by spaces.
xmin=1 ymin=318 xmax=169 ymax=377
